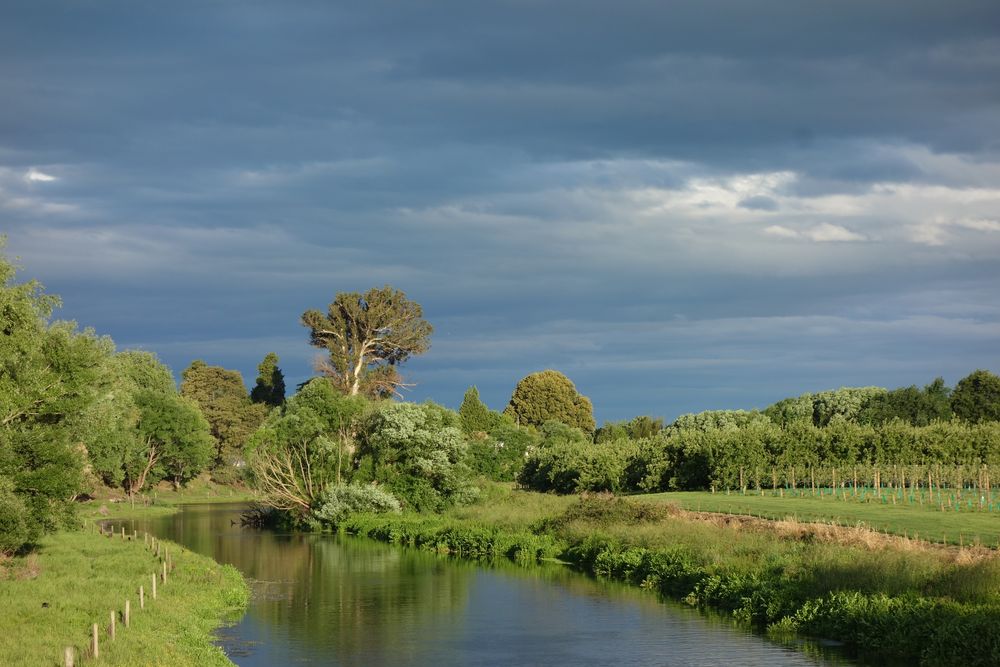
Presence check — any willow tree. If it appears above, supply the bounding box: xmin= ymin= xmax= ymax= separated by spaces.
xmin=301 ymin=286 xmax=432 ymax=398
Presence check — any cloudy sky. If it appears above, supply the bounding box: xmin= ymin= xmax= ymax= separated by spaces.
xmin=2 ymin=1 xmax=999 ymax=422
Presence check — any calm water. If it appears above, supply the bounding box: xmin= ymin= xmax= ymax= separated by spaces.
xmin=111 ymin=504 xmax=853 ymax=666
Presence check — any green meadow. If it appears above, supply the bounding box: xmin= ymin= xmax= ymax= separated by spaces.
xmin=635 ymin=489 xmax=1000 ymax=547
xmin=0 ymin=528 xmax=248 ymax=666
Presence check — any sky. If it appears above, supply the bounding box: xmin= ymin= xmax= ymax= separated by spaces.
xmin=2 ymin=0 xmax=999 ymax=423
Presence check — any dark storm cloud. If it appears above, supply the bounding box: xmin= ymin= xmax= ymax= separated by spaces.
xmin=1 ymin=0 xmax=999 ymax=420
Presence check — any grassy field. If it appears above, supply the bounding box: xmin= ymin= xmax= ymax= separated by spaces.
xmin=634 ymin=490 xmax=1000 ymax=547
xmin=0 ymin=528 xmax=248 ymax=666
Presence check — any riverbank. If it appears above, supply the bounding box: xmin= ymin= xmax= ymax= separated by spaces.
xmin=81 ymin=479 xmax=259 ymax=522
xmin=339 ymin=487 xmax=1000 ymax=666
xmin=0 ymin=528 xmax=249 ymax=665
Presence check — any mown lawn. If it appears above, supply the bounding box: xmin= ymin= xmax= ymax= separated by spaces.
xmin=635 ymin=490 xmax=1000 ymax=546
xmin=0 ymin=528 xmax=248 ymax=666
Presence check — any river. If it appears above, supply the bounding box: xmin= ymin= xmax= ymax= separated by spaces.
xmin=112 ymin=503 xmax=854 ymax=666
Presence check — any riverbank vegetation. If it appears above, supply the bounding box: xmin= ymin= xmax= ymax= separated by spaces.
xmin=339 ymin=489 xmax=1000 ymax=665
xmin=0 ymin=528 xmax=248 ymax=665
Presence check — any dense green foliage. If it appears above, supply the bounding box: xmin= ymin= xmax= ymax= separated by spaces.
xmin=302 ymin=286 xmax=433 ymax=399
xmin=521 ymin=414 xmax=1000 ymax=495
xmin=355 ymin=401 xmax=479 ymax=512
xmin=0 ymin=247 xmax=245 ymax=553
xmin=952 ymin=369 xmax=1000 ymax=424
xmin=594 ymin=415 xmax=664 ymax=443
xmin=180 ymin=360 xmax=268 ymax=476
xmin=857 ymin=377 xmax=952 ymax=426
xmin=0 ymin=250 xmax=108 ymax=552
xmin=458 ymin=386 xmax=504 ymax=434
xmin=246 ymin=378 xmax=369 ymax=514
xmin=517 ymin=373 xmax=1000 ymax=496
xmin=86 ymin=351 xmax=214 ymax=497
xmin=312 ymin=482 xmax=402 ymax=526
xmin=459 ymin=386 xmax=537 ymax=482
xmin=250 ymin=351 xmax=286 ymax=407
xmin=247 ymin=380 xmax=481 ymax=517
xmin=504 ymin=369 xmax=596 ymax=433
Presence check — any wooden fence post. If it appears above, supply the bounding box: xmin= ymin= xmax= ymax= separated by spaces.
xmin=139 ymin=585 xmax=144 ymax=609
xmin=91 ymin=623 xmax=99 ymax=659
xmin=124 ymin=599 xmax=130 ymax=627
xmin=63 ymin=646 xmax=74 ymax=667
xmin=162 ymin=561 xmax=167 ymax=583
xmin=110 ymin=610 xmax=116 ymax=641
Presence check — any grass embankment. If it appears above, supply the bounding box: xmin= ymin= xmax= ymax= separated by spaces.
xmin=339 ymin=486 xmax=1000 ymax=666
xmin=636 ymin=490 xmax=1000 ymax=547
xmin=0 ymin=528 xmax=249 ymax=666
xmin=82 ymin=479 xmax=258 ymax=521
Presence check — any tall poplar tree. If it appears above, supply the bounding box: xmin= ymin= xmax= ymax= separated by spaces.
xmin=251 ymin=352 xmax=286 ymax=407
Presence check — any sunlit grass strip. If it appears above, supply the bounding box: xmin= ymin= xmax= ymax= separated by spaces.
xmin=635 ymin=490 xmax=1000 ymax=546
xmin=0 ymin=528 xmax=248 ymax=666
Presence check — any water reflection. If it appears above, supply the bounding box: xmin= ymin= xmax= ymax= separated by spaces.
xmin=114 ymin=504 xmax=853 ymax=666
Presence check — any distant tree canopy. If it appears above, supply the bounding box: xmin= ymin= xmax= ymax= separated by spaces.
xmin=504 ymin=370 xmax=595 ymax=433
xmin=595 ymin=415 xmax=664 ymax=443
xmin=458 ymin=386 xmax=536 ymax=482
xmin=302 ymin=286 xmax=432 ymax=399
xmin=459 ymin=386 xmax=505 ymax=434
xmin=180 ymin=360 xmax=268 ymax=471
xmin=951 ymin=369 xmax=1000 ymax=424
xmin=84 ymin=351 xmax=216 ymax=498
xmin=251 ymin=351 xmax=285 ymax=407
xmin=764 ymin=387 xmax=888 ymax=427
xmin=857 ymin=378 xmax=952 ymax=426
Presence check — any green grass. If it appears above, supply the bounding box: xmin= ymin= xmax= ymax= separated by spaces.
xmin=634 ymin=490 xmax=1000 ymax=547
xmin=0 ymin=528 xmax=248 ymax=666
xmin=81 ymin=478 xmax=258 ymax=522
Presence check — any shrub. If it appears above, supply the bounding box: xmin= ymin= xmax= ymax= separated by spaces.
xmin=313 ymin=483 xmax=401 ymax=526
xmin=0 ymin=480 xmax=31 ymax=555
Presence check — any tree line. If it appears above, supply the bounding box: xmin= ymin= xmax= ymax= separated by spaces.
xmin=0 ymin=243 xmax=288 ymax=554
xmin=4 ymin=247 xmax=1000 ymax=550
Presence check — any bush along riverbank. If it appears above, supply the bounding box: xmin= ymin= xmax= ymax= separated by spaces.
xmin=338 ymin=492 xmax=1000 ymax=666
xmin=0 ymin=526 xmax=249 ymax=665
